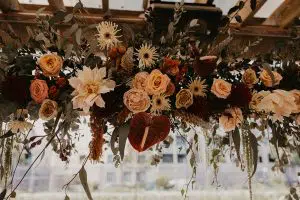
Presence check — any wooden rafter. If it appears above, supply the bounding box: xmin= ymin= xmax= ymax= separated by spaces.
xmin=48 ymin=0 xmax=66 ymax=12
xmin=0 ymin=0 xmax=21 ymax=13
xmin=232 ymin=0 xmax=267 ymax=26
xmin=263 ymin=0 xmax=300 ymax=28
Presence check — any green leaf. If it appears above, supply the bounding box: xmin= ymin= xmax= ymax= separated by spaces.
xmin=36 ymin=7 xmax=46 ymax=16
xmin=64 ymin=195 xmax=70 ymax=200
xmin=181 ymin=188 xmax=185 ymax=196
xmin=79 ymin=167 xmax=93 ymax=200
xmin=118 ymin=124 xmax=130 ymax=160
xmin=110 ymin=127 xmax=119 ymax=155
xmin=75 ymin=28 xmax=82 ymax=45
xmin=235 ymin=15 xmax=242 ymax=23
xmin=11 ymin=191 xmax=16 ymax=198
xmin=64 ymin=44 xmax=73 ymax=60
xmin=0 ymin=131 xmax=14 ymax=139
xmin=232 ymin=128 xmax=241 ymax=162
xmin=84 ymin=40 xmax=98 ymax=64
xmin=0 ymin=189 xmax=6 ymax=200
xmin=249 ymin=132 xmax=258 ymax=177
xmin=65 ymin=23 xmax=79 ymax=38
xmin=73 ymin=1 xmax=83 ymax=13
xmin=64 ymin=14 xmax=73 ymax=23
xmin=35 ymin=33 xmax=51 ymax=47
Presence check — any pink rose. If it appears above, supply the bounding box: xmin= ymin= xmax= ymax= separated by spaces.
xmin=123 ymin=88 xmax=151 ymax=113
xmin=30 ymin=79 xmax=49 ymax=104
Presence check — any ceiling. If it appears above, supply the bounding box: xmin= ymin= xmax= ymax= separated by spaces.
xmin=18 ymin=0 xmax=284 ymax=18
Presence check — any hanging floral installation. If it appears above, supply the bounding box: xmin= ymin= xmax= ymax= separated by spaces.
xmin=0 ymin=1 xmax=300 ymax=200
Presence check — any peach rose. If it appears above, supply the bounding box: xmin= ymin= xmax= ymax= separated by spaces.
xmin=249 ymin=90 xmax=270 ymax=111
xmin=242 ymin=68 xmax=258 ymax=88
xmin=296 ymin=115 xmax=300 ymax=125
xmin=132 ymin=72 xmax=149 ymax=91
xmin=30 ymin=79 xmax=49 ymax=104
xmin=123 ymin=88 xmax=151 ymax=113
xmin=175 ymin=89 xmax=193 ymax=109
xmin=290 ymin=90 xmax=300 ymax=113
xmin=219 ymin=107 xmax=243 ymax=132
xmin=259 ymin=69 xmax=282 ymax=87
xmin=39 ymin=99 xmax=58 ymax=120
xmin=211 ymin=79 xmax=232 ymax=99
xmin=145 ymin=69 xmax=170 ymax=95
xmin=257 ymin=90 xmax=297 ymax=121
xmin=39 ymin=53 xmax=63 ymax=77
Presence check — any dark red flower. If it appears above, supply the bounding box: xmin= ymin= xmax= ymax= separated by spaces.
xmin=187 ymin=97 xmax=210 ymax=121
xmin=193 ymin=56 xmax=217 ymax=77
xmin=56 ymin=77 xmax=67 ymax=88
xmin=49 ymin=86 xmax=59 ymax=99
xmin=228 ymin=83 xmax=252 ymax=107
xmin=161 ymin=57 xmax=180 ymax=76
xmin=2 ymin=76 xmax=31 ymax=106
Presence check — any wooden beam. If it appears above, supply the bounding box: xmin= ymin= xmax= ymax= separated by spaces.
xmin=0 ymin=0 xmax=21 ymax=13
xmin=48 ymin=0 xmax=66 ymax=12
xmin=231 ymin=0 xmax=267 ymax=26
xmin=229 ymin=24 xmax=293 ymax=38
xmin=263 ymin=0 xmax=300 ymax=28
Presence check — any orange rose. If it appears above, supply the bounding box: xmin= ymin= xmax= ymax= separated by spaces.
xmin=296 ymin=115 xmax=300 ymax=125
xmin=165 ymin=82 xmax=175 ymax=96
xmin=132 ymin=72 xmax=149 ymax=91
xmin=162 ymin=57 xmax=180 ymax=76
xmin=39 ymin=53 xmax=63 ymax=77
xmin=145 ymin=69 xmax=170 ymax=95
xmin=219 ymin=107 xmax=243 ymax=132
xmin=242 ymin=68 xmax=258 ymax=88
xmin=211 ymin=79 xmax=232 ymax=99
xmin=259 ymin=69 xmax=282 ymax=87
xmin=39 ymin=99 xmax=58 ymax=120
xmin=30 ymin=79 xmax=49 ymax=104
xmin=175 ymin=89 xmax=193 ymax=109
xmin=123 ymin=88 xmax=151 ymax=113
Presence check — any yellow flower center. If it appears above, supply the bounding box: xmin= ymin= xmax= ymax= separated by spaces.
xmin=85 ymin=83 xmax=99 ymax=94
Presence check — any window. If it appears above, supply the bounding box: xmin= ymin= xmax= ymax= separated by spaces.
xmin=123 ymin=171 xmax=131 ymax=182
xmin=106 ymin=172 xmax=116 ymax=184
xmin=107 ymin=154 xmax=113 ymax=164
xmin=138 ymin=155 xmax=146 ymax=163
xmin=178 ymin=154 xmax=186 ymax=163
xmin=162 ymin=154 xmax=173 ymax=163
xmin=136 ymin=171 xmax=145 ymax=183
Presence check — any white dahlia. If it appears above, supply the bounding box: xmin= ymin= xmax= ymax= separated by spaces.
xmin=69 ymin=66 xmax=116 ymax=113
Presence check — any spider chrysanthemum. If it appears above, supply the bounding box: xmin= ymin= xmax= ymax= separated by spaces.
xmin=151 ymin=94 xmax=170 ymax=115
xmin=189 ymin=78 xmax=208 ymax=97
xmin=136 ymin=44 xmax=158 ymax=68
xmin=96 ymin=21 xmax=121 ymax=50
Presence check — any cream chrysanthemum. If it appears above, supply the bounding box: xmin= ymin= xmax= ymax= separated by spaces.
xmin=188 ymin=78 xmax=207 ymax=97
xmin=96 ymin=21 xmax=121 ymax=50
xmin=150 ymin=94 xmax=170 ymax=114
xmin=136 ymin=44 xmax=158 ymax=68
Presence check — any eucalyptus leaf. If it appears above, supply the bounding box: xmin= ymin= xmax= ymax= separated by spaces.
xmin=110 ymin=127 xmax=119 ymax=155
xmin=65 ymin=23 xmax=79 ymax=38
xmin=64 ymin=195 xmax=70 ymax=200
xmin=79 ymin=166 xmax=93 ymax=200
xmin=64 ymin=44 xmax=73 ymax=60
